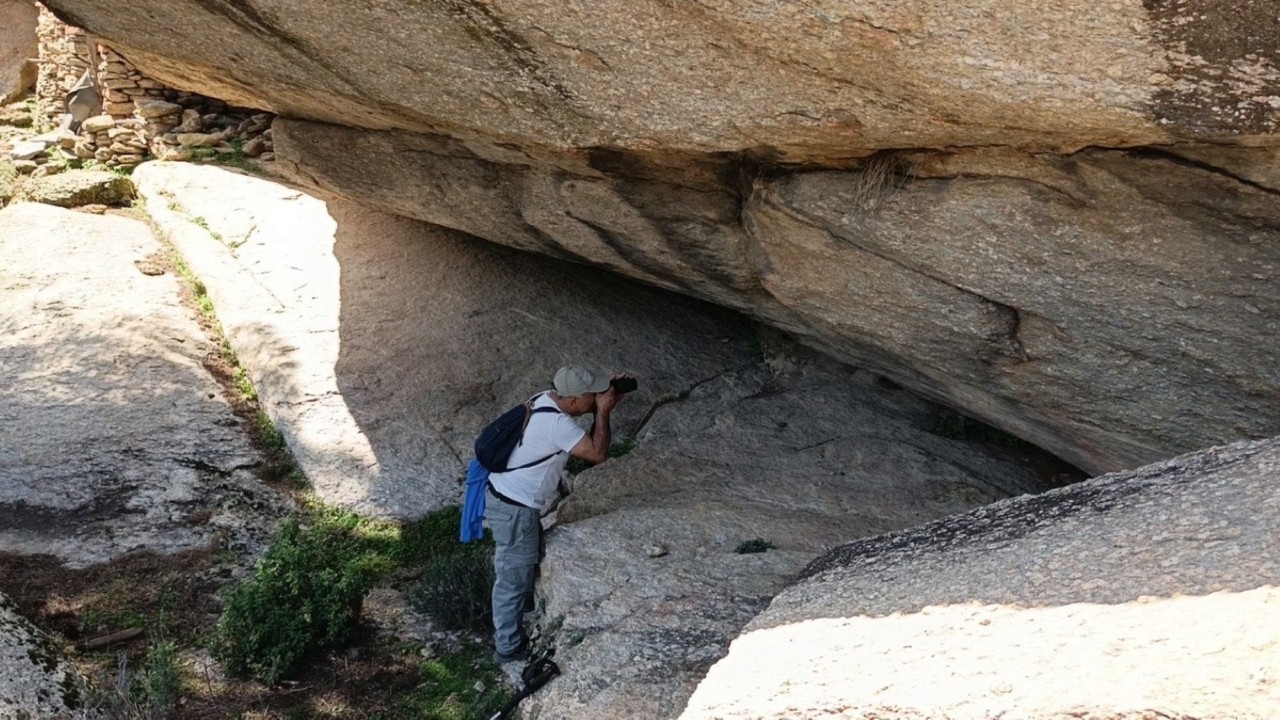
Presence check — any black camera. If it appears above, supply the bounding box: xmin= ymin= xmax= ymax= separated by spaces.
xmin=610 ymin=377 xmax=638 ymax=394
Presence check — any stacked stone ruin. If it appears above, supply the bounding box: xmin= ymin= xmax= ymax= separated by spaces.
xmin=25 ymin=5 xmax=273 ymax=171
xmin=33 ymin=6 xmax=87 ymax=129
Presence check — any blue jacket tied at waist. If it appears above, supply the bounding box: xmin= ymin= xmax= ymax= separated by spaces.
xmin=460 ymin=458 xmax=489 ymax=543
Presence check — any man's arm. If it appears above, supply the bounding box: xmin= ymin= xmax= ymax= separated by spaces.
xmin=568 ymin=388 xmax=619 ymax=465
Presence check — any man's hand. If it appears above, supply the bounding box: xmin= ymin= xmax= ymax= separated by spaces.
xmin=570 ymin=372 xmax=630 ymax=465
xmin=595 ymin=373 xmax=632 ymax=414
xmin=594 ymin=388 xmax=618 ymax=414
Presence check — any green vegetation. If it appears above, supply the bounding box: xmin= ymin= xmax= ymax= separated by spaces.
xmin=140 ymin=640 xmax=181 ymax=714
xmin=86 ymin=640 xmax=183 ymax=718
xmin=210 ymin=501 xmax=508 ymax=717
xmin=395 ymin=504 xmax=469 ymax=565
xmin=400 ymin=646 xmax=510 ymax=719
xmin=0 ymin=170 xmax=508 ymax=717
xmin=187 ymin=214 xmax=225 ymax=243
xmin=734 ymin=538 xmax=775 ymax=554
xmin=567 ymin=437 xmax=637 ymax=475
xmin=405 ymin=506 xmax=496 ymax=633
xmin=609 ymin=437 xmax=637 ymax=459
xmin=233 ymin=364 xmax=256 ymax=400
xmin=79 ymin=575 xmax=183 ymax=640
xmin=193 ymin=139 xmax=263 ymax=175
xmin=210 ymin=507 xmax=396 ymax=685
xmin=168 ymin=251 xmax=216 ymax=319
xmin=408 ymin=547 xmax=494 ymax=632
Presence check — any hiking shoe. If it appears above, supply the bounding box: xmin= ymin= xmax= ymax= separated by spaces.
xmin=496 ymin=656 xmax=525 ymax=688
xmin=494 ymin=647 xmax=526 ymax=665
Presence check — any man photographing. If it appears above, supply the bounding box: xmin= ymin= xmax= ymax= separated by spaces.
xmin=485 ymin=364 xmax=632 ymax=665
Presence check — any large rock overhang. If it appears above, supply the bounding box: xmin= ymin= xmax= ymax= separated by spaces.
xmin=37 ymin=0 xmax=1280 ymax=473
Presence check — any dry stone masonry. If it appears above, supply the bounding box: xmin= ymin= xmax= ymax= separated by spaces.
xmin=33 ymin=2 xmax=86 ymax=127
xmin=8 ymin=4 xmax=274 ymax=173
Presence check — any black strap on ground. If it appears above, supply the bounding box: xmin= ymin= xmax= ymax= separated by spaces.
xmin=489 ymin=648 xmax=561 ymax=720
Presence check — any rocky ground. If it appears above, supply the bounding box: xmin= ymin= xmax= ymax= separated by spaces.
xmin=0 ymin=112 xmax=457 ymax=717
xmin=0 ymin=200 xmax=292 ymax=568
xmin=683 ymin=436 xmax=1280 ymax=719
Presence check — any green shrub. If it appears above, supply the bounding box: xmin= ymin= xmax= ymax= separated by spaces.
xmin=86 ymin=642 xmax=182 ymax=718
xmin=408 ymin=546 xmax=495 ymax=632
xmin=210 ymin=512 xmax=394 ymax=685
xmin=141 ymin=640 xmax=180 ymax=713
xmin=734 ymin=538 xmax=775 ymax=554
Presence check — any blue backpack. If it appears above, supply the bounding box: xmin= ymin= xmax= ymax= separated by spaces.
xmin=474 ymin=402 xmax=562 ymax=473
xmin=462 ymin=400 xmax=564 ymax=542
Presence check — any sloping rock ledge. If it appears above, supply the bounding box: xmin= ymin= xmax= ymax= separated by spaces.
xmin=681 ymin=435 xmax=1280 ymax=719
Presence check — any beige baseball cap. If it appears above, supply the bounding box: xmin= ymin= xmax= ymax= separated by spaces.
xmin=553 ymin=364 xmax=611 ymax=397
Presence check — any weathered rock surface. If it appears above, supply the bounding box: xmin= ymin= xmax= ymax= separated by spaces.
xmin=526 ymin=345 xmax=1067 ymax=719
xmin=17 ymin=168 xmax=135 ymax=207
xmin=30 ymin=1 xmax=1280 ymax=475
xmin=0 ymin=594 xmax=92 ymax=719
xmin=0 ymin=0 xmax=37 ymax=105
xmin=133 ymin=161 xmax=760 ymax=519
xmin=682 ymin=436 xmax=1280 ymax=719
xmin=748 ymin=150 xmax=1280 ymax=473
xmin=35 ymin=0 xmax=1280 ymax=153
xmin=0 ymin=201 xmax=292 ymax=567
xmin=276 ymin=122 xmax=1280 ymax=476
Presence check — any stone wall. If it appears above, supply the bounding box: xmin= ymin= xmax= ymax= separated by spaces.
xmin=33 ymin=3 xmax=85 ymax=126
xmin=28 ymin=5 xmax=273 ymax=169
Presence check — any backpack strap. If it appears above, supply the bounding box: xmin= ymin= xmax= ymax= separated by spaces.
xmin=503 ymin=404 xmax=565 ymax=472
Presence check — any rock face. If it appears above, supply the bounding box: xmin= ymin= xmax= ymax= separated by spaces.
xmin=0 ymin=201 xmax=291 ymax=567
xmin=0 ymin=594 xmax=91 ymax=719
xmin=0 ymin=0 xmax=37 ymax=104
xmin=528 ymin=346 xmax=1064 ymax=718
xmin=275 ymin=122 xmax=1280 ymax=476
xmin=133 ymin=161 xmax=761 ymax=519
xmin=31 ymin=0 xmax=1280 ymax=474
xmin=681 ymin=436 xmax=1280 ymax=719
xmin=33 ymin=0 xmax=1280 ymax=152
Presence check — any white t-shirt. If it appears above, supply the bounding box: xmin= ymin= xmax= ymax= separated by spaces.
xmin=488 ymin=392 xmax=586 ymax=511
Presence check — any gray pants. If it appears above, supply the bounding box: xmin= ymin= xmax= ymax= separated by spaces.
xmin=485 ymin=488 xmax=541 ymax=657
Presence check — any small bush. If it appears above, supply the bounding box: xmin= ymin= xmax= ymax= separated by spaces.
xmin=734 ymin=538 xmax=775 ymax=554
xmin=87 ymin=643 xmax=182 ymax=719
xmin=141 ymin=640 xmax=180 ymax=714
xmin=210 ymin=512 xmax=394 ymax=685
xmin=408 ymin=547 xmax=495 ymax=632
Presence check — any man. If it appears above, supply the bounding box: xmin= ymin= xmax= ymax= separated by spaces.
xmin=485 ymin=364 xmax=627 ymax=665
